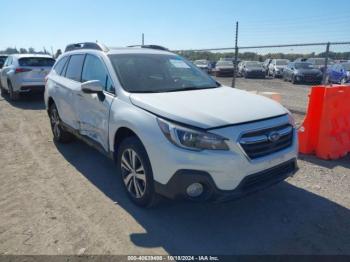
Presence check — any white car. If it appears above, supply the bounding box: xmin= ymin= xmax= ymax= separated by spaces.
xmin=268 ymin=59 xmax=290 ymax=78
xmin=0 ymin=54 xmax=55 ymax=100
xmin=45 ymin=42 xmax=298 ymax=207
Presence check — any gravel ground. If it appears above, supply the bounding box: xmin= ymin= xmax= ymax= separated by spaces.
xmin=0 ymin=90 xmax=349 ymax=255
xmin=216 ymin=76 xmax=312 ymax=114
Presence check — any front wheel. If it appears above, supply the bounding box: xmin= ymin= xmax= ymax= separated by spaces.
xmin=49 ymin=103 xmax=74 ymax=143
xmin=117 ymin=137 xmax=159 ymax=207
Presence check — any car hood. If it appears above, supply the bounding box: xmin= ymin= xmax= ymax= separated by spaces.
xmin=129 ymin=86 xmax=287 ymax=129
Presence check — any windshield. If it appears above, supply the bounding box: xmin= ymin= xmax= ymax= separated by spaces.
xmin=216 ymin=61 xmax=233 ymax=66
xmin=245 ymin=61 xmax=262 ymax=67
xmin=276 ymin=60 xmax=288 ymax=65
xmin=194 ymin=60 xmax=208 ymax=65
xmin=311 ymin=58 xmax=325 ymax=65
xmin=109 ymin=54 xmax=219 ymax=93
xmin=342 ymin=63 xmax=350 ymax=71
xmin=295 ymin=62 xmax=314 ymax=69
xmin=19 ymin=57 xmax=55 ymax=67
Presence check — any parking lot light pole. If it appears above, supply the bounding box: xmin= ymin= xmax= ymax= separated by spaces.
xmin=232 ymin=21 xmax=239 ymax=88
xmin=322 ymin=42 xmax=330 ymax=85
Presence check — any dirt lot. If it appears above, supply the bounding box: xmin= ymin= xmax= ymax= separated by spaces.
xmin=0 ymin=84 xmax=349 ymax=255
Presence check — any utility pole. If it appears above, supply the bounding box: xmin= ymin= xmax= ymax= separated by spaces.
xmin=142 ymin=33 xmax=145 ymax=46
xmin=232 ymin=21 xmax=239 ymax=88
xmin=322 ymin=42 xmax=330 ymax=85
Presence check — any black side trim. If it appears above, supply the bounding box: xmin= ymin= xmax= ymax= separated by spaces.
xmin=154 ymin=159 xmax=298 ymax=201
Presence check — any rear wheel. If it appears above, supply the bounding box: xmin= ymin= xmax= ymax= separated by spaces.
xmin=117 ymin=136 xmax=159 ymax=207
xmin=0 ymin=81 xmax=8 ymax=97
xmin=49 ymin=103 xmax=74 ymax=143
xmin=8 ymin=82 xmax=19 ymax=101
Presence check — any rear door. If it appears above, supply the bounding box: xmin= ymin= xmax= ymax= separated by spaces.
xmin=77 ymin=54 xmax=115 ymax=152
xmin=55 ymin=54 xmax=85 ymax=129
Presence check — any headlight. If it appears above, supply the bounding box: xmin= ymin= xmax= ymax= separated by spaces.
xmin=157 ymin=118 xmax=229 ymax=151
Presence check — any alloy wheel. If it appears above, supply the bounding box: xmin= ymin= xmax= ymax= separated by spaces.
xmin=121 ymin=149 xmax=146 ymax=198
xmin=50 ymin=107 xmax=61 ymax=138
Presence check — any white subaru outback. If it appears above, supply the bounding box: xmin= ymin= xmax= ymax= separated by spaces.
xmin=45 ymin=42 xmax=298 ymax=207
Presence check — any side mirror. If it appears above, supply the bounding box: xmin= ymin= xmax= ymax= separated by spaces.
xmin=81 ymin=80 xmax=104 ymax=94
xmin=81 ymin=80 xmax=105 ymax=101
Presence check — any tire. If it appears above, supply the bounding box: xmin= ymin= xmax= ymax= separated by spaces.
xmin=291 ymin=75 xmax=297 ymax=84
xmin=0 ymin=81 xmax=8 ymax=97
xmin=8 ymin=82 xmax=19 ymax=101
xmin=117 ymin=136 xmax=159 ymax=207
xmin=49 ymin=103 xmax=74 ymax=143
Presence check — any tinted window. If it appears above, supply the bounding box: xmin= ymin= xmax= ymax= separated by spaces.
xmin=65 ymin=54 xmax=85 ymax=82
xmin=53 ymin=56 xmax=69 ymax=75
xmin=82 ymin=55 xmax=114 ymax=93
xmin=19 ymin=57 xmax=55 ymax=67
xmin=295 ymin=62 xmax=314 ymax=69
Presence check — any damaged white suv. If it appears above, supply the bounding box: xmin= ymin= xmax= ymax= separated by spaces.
xmin=45 ymin=42 xmax=298 ymax=207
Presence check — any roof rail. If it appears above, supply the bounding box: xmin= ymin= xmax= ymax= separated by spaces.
xmin=64 ymin=42 xmax=109 ymax=52
xmin=127 ymin=45 xmax=169 ymax=51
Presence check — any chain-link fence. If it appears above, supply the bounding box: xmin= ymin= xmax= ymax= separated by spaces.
xmin=175 ymin=41 xmax=350 ymax=88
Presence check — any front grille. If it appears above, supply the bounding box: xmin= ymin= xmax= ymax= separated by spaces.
xmin=239 ymin=123 xmax=293 ymax=159
xmin=240 ymin=159 xmax=296 ymax=191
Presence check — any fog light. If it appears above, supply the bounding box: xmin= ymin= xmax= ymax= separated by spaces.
xmin=186 ymin=183 xmax=204 ymax=197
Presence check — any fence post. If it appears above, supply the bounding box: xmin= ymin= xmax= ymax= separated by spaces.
xmin=322 ymin=42 xmax=330 ymax=85
xmin=232 ymin=21 xmax=239 ymax=88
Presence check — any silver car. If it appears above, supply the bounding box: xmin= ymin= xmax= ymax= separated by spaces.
xmin=0 ymin=54 xmax=55 ymax=100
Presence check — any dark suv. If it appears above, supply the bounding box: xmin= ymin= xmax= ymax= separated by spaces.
xmin=283 ymin=62 xmax=323 ymax=84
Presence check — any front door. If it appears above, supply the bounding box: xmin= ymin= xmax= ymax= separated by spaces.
xmin=77 ymin=54 xmax=116 ymax=152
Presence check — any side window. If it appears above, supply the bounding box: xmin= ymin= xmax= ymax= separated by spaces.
xmin=53 ymin=56 xmax=69 ymax=76
xmin=82 ymin=54 xmax=115 ymax=93
xmin=65 ymin=54 xmax=85 ymax=82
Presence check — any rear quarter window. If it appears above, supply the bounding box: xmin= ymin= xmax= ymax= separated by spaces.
xmin=19 ymin=57 xmax=55 ymax=67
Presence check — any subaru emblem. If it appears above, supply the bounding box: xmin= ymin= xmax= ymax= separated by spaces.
xmin=268 ymin=131 xmax=281 ymax=142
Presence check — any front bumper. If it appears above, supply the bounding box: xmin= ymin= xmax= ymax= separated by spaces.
xmin=216 ymin=69 xmax=234 ymax=76
xmin=296 ymin=74 xmax=322 ymax=83
xmin=20 ymin=85 xmax=45 ymax=93
xmin=245 ymin=71 xmax=266 ymax=78
xmin=155 ymin=158 xmax=298 ymax=201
